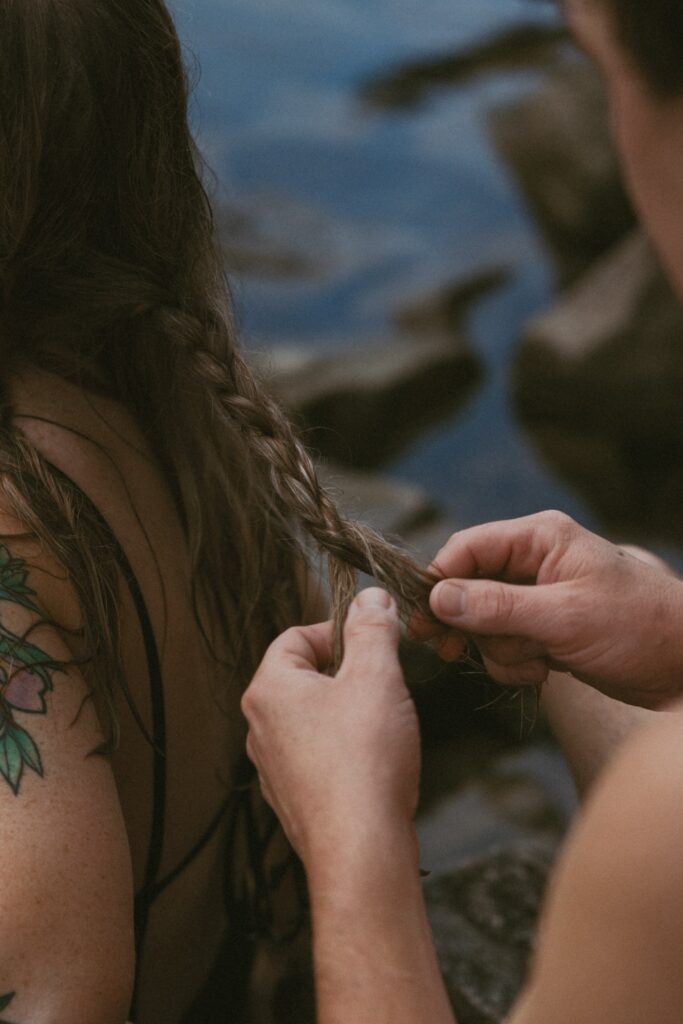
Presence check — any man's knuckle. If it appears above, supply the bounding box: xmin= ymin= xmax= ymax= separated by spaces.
xmin=240 ymin=688 xmax=257 ymax=719
xmin=242 ymin=677 xmax=272 ymax=718
xmin=280 ymin=625 xmax=305 ymax=647
xmin=442 ymin=531 xmax=460 ymax=552
xmin=539 ymin=509 xmax=575 ymax=532
xmin=432 ymin=533 xmax=461 ymax=572
xmin=487 ymin=585 xmax=514 ymax=625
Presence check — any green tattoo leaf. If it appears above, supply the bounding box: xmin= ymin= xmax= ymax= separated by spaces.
xmin=11 ymin=724 xmax=43 ymax=777
xmin=0 ymin=546 xmax=67 ymax=796
xmin=0 ymin=545 xmax=41 ymax=614
xmin=0 ymin=721 xmax=45 ymax=794
xmin=0 ymin=729 xmax=24 ymax=795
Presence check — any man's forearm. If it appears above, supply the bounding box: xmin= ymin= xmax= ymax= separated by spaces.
xmin=542 ymin=671 xmax=659 ymax=795
xmin=306 ymin=816 xmax=456 ymax=1024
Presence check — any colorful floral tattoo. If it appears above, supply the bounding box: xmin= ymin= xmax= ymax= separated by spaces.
xmin=0 ymin=545 xmax=64 ymax=795
xmin=0 ymin=992 xmax=16 ymax=1023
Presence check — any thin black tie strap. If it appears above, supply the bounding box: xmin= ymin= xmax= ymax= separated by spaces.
xmin=44 ymin=463 xmax=167 ymax=1018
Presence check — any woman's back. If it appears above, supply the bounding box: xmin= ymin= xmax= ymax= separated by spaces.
xmin=9 ymin=365 xmax=258 ymax=1023
xmin=0 ymin=4 xmax=428 ymax=1017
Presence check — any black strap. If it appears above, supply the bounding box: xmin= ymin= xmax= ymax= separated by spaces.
xmin=44 ymin=463 xmax=167 ymax=1017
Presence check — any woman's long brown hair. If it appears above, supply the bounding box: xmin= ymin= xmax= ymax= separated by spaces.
xmin=0 ymin=0 xmax=437 ymax=739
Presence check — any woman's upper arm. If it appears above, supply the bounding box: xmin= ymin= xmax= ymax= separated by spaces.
xmin=508 ymin=711 xmax=683 ymax=1024
xmin=0 ymin=533 xmax=134 ymax=1023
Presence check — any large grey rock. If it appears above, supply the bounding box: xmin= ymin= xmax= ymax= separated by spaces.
xmin=402 ymin=516 xmax=459 ymax=568
xmin=316 ymin=463 xmax=438 ymax=537
xmin=425 ymin=841 xmax=556 ymax=1024
xmin=523 ymin=232 xmax=658 ymax=359
xmin=253 ymin=334 xmax=482 ymax=468
xmin=395 ymin=266 xmax=510 ymax=338
xmin=514 ymin=230 xmax=683 ymax=545
xmin=215 ymin=200 xmax=321 ymax=280
xmin=489 ymin=60 xmax=634 ymax=284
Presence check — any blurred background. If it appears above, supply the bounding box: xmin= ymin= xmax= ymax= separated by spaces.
xmin=173 ymin=0 xmax=683 ymax=570
xmin=171 ymin=2 xmax=683 ymax=1020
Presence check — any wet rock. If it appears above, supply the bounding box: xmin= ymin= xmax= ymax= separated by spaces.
xmin=395 ymin=266 xmax=510 ymax=338
xmin=361 ymin=23 xmax=571 ymax=110
xmin=316 ymin=463 xmax=438 ymax=537
xmin=424 ymin=841 xmax=556 ymax=1024
xmin=522 ymin=232 xmax=658 ymax=359
xmin=514 ymin=230 xmax=683 ymax=545
xmin=254 ymin=334 xmax=482 ymax=468
xmin=418 ymin=744 xmax=574 ymax=869
xmin=489 ymin=60 xmax=634 ymax=284
xmin=401 ymin=515 xmax=458 ymax=567
xmin=215 ymin=200 xmax=326 ymax=280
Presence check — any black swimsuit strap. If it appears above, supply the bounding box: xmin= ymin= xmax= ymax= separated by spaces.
xmin=43 ymin=463 xmax=167 ymax=1016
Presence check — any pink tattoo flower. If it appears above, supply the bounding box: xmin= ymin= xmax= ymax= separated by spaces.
xmin=0 ymin=659 xmax=48 ymax=715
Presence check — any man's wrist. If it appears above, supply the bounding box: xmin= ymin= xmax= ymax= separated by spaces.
xmin=303 ymin=813 xmax=420 ymax=894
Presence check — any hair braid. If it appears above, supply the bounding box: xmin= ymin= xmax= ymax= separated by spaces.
xmin=185 ymin=343 xmax=439 ymax=663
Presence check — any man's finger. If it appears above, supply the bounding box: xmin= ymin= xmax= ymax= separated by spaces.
xmin=266 ymin=621 xmax=335 ymax=673
xmin=481 ymin=652 xmax=550 ymax=688
xmin=431 ymin=632 xmax=467 ymax=662
xmin=430 ymin=577 xmax=564 ymax=642
xmin=475 ymin=634 xmax=546 ymax=668
xmin=341 ymin=588 xmax=401 ymax=684
xmin=407 ymin=610 xmax=446 ymax=643
xmin=430 ymin=511 xmax=576 ymax=583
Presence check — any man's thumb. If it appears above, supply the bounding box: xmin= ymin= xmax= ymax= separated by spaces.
xmin=430 ymin=578 xmax=554 ymax=640
xmin=342 ymin=588 xmax=401 ymax=680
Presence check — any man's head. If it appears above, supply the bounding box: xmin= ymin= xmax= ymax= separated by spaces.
xmin=564 ymin=0 xmax=683 ymax=295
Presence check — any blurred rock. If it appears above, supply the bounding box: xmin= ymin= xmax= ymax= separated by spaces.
xmin=396 ymin=266 xmax=510 ymax=338
xmin=316 ymin=463 xmax=438 ymax=536
xmin=254 ymin=334 xmax=482 ymax=468
xmin=522 ymin=232 xmax=657 ymax=359
xmin=489 ymin=60 xmax=634 ymax=284
xmin=418 ymin=736 xmax=574 ymax=1024
xmin=361 ymin=23 xmax=570 ymax=110
xmin=402 ymin=515 xmax=457 ymax=567
xmin=425 ymin=841 xmax=556 ymax=1024
xmin=514 ymin=230 xmax=683 ymax=545
xmin=216 ymin=201 xmax=326 ymax=280
xmin=419 ymin=743 xmax=573 ymax=869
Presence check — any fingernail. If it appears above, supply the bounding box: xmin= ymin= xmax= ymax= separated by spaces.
xmin=434 ymin=582 xmax=466 ymax=617
xmin=355 ymin=588 xmax=392 ymax=609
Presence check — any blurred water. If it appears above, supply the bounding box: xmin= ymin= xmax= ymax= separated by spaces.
xmin=172 ymin=0 xmax=593 ymax=529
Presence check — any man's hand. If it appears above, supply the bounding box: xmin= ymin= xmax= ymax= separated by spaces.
xmin=413 ymin=510 xmax=683 ymax=708
xmin=242 ymin=588 xmax=420 ymax=867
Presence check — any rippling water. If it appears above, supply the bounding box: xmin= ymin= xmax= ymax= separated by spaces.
xmin=172 ymin=0 xmax=593 ymax=530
